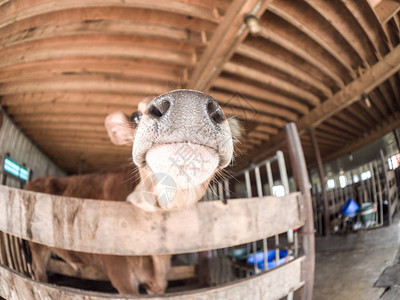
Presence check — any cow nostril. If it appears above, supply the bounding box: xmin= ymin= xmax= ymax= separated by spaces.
xmin=207 ymin=101 xmax=225 ymax=124
xmin=147 ymin=100 xmax=171 ymax=119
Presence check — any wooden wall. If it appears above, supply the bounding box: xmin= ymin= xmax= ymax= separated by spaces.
xmin=0 ymin=108 xmax=65 ymax=187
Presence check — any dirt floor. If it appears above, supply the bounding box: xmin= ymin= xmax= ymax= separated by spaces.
xmin=313 ymin=216 xmax=400 ymax=300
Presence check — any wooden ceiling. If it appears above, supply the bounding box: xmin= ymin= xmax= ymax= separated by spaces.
xmin=0 ymin=0 xmax=400 ymax=174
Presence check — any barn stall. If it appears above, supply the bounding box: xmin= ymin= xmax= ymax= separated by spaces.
xmin=0 ymin=0 xmax=400 ymax=299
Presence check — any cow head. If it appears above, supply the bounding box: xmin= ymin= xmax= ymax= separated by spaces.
xmin=105 ymin=90 xmax=238 ymax=211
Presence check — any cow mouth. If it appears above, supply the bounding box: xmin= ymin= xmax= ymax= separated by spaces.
xmin=145 ymin=142 xmax=219 ymax=190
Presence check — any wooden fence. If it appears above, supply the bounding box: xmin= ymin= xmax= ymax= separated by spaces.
xmin=312 ymin=158 xmax=399 ymax=235
xmin=0 ymin=123 xmax=315 ymax=299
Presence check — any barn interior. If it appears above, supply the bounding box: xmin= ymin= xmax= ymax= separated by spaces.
xmin=0 ymin=0 xmax=400 ymax=299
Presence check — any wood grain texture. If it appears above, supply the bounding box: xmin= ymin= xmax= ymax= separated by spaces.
xmin=0 ymin=186 xmax=304 ymax=255
xmin=0 ymin=257 xmax=304 ymax=299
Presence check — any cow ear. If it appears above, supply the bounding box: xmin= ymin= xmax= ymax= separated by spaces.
xmin=227 ymin=116 xmax=242 ymax=144
xmin=105 ymin=111 xmax=134 ymax=146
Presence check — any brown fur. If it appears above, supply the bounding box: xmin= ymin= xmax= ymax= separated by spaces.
xmin=26 ymin=165 xmax=171 ymax=295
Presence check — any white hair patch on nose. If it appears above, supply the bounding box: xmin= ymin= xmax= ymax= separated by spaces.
xmin=146 ymin=143 xmax=219 ymax=190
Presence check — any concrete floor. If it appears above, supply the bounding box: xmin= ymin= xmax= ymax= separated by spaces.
xmin=313 ymin=217 xmax=400 ymax=300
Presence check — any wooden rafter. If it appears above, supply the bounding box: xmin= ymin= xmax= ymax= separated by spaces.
xmin=257 ymin=24 xmax=345 ymax=88
xmin=240 ymin=44 xmax=400 ymax=165
xmin=212 ymin=77 xmax=309 ymax=114
xmin=296 ymin=44 xmax=400 ymax=131
xmin=187 ymin=0 xmax=273 ymax=91
xmin=304 ymin=0 xmax=373 ymax=66
xmin=0 ymin=0 xmax=221 ymax=30
xmin=222 ymin=61 xmax=320 ymax=106
xmin=269 ymin=3 xmax=357 ymax=79
xmin=0 ymin=20 xmax=206 ymax=49
xmin=341 ymin=0 xmax=389 ymax=58
xmin=236 ymin=44 xmax=332 ymax=98
xmin=375 ymin=0 xmax=400 ymax=23
xmin=322 ymin=112 xmax=400 ymax=163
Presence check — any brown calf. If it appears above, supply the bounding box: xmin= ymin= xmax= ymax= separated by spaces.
xmin=25 ymin=90 xmax=237 ymax=295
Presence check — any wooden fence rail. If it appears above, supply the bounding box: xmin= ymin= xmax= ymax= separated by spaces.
xmin=0 ymin=186 xmax=304 ymax=255
xmin=0 ymin=256 xmax=304 ymax=300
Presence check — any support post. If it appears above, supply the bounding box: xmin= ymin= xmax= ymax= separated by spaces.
xmin=310 ymin=128 xmax=329 ymax=236
xmin=286 ymin=123 xmax=315 ymax=300
xmin=394 ymin=129 xmax=400 ymax=153
xmin=380 ymin=149 xmax=392 ymax=225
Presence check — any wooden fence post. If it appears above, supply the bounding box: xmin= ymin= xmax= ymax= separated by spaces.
xmin=380 ymin=149 xmax=392 ymax=225
xmin=310 ymin=128 xmax=329 ymax=235
xmin=286 ymin=123 xmax=315 ymax=300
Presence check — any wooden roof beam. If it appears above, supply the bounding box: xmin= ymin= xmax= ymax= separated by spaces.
xmin=269 ymin=3 xmax=357 ymax=79
xmin=304 ymin=0 xmax=372 ymax=67
xmin=0 ymin=59 xmax=184 ymax=84
xmin=322 ymin=112 xmax=400 ymax=163
xmin=257 ymin=23 xmax=345 ymax=88
xmin=1 ymin=92 xmax=150 ymax=107
xmin=240 ymin=44 xmax=400 ymax=166
xmin=236 ymin=44 xmax=332 ymax=98
xmin=0 ymin=0 xmax=221 ymax=30
xmin=357 ymin=99 xmax=383 ymax=124
xmin=222 ymin=61 xmax=320 ymax=106
xmin=341 ymin=0 xmax=389 ymax=59
xmin=388 ymin=77 xmax=400 ymax=109
xmin=368 ymin=90 xmax=389 ymax=118
xmin=377 ymin=83 xmax=397 ymax=112
xmin=0 ymin=43 xmax=195 ymax=69
xmin=213 ymin=77 xmax=309 ymax=115
xmin=296 ymin=44 xmax=400 ymax=131
xmin=210 ymin=90 xmax=299 ymax=121
xmin=0 ymin=20 xmax=206 ymax=49
xmin=346 ymin=105 xmax=376 ymax=131
xmin=187 ymin=0 xmax=273 ymax=91
xmin=375 ymin=0 xmax=400 ymax=23
xmin=12 ymin=114 xmax=106 ymax=124
xmin=0 ymin=76 xmax=175 ymax=96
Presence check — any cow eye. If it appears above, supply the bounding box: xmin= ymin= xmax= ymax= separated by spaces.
xmin=130 ymin=111 xmax=142 ymax=127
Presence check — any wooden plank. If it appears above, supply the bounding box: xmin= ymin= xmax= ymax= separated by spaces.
xmin=0 ymin=186 xmax=304 ymax=255
xmin=375 ymin=0 xmax=400 ymax=23
xmin=210 ymin=90 xmax=300 ymax=120
xmin=0 ymin=75 xmax=174 ymax=96
xmin=236 ymin=44 xmax=332 ymax=98
xmin=0 ymin=0 xmax=221 ymax=30
xmin=296 ymin=45 xmax=400 ymax=129
xmin=242 ymin=45 xmax=400 ymax=166
xmin=304 ymin=0 xmax=372 ymax=66
xmin=188 ymin=0 xmax=273 ymax=91
xmin=258 ymin=23 xmax=344 ymax=88
xmin=213 ymin=77 xmax=309 ymax=115
xmin=341 ymin=0 xmax=389 ymax=58
xmin=0 ymin=257 xmax=304 ymax=299
xmin=0 ymin=58 xmax=184 ymax=84
xmin=0 ymin=20 xmax=205 ymax=49
xmin=1 ymin=92 xmax=150 ymax=107
xmin=222 ymin=62 xmax=320 ymax=106
xmin=0 ymin=42 xmax=194 ymax=69
xmin=269 ymin=3 xmax=357 ymax=79
xmin=322 ymin=113 xmax=400 ymax=163
xmin=47 ymin=259 xmax=195 ymax=282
